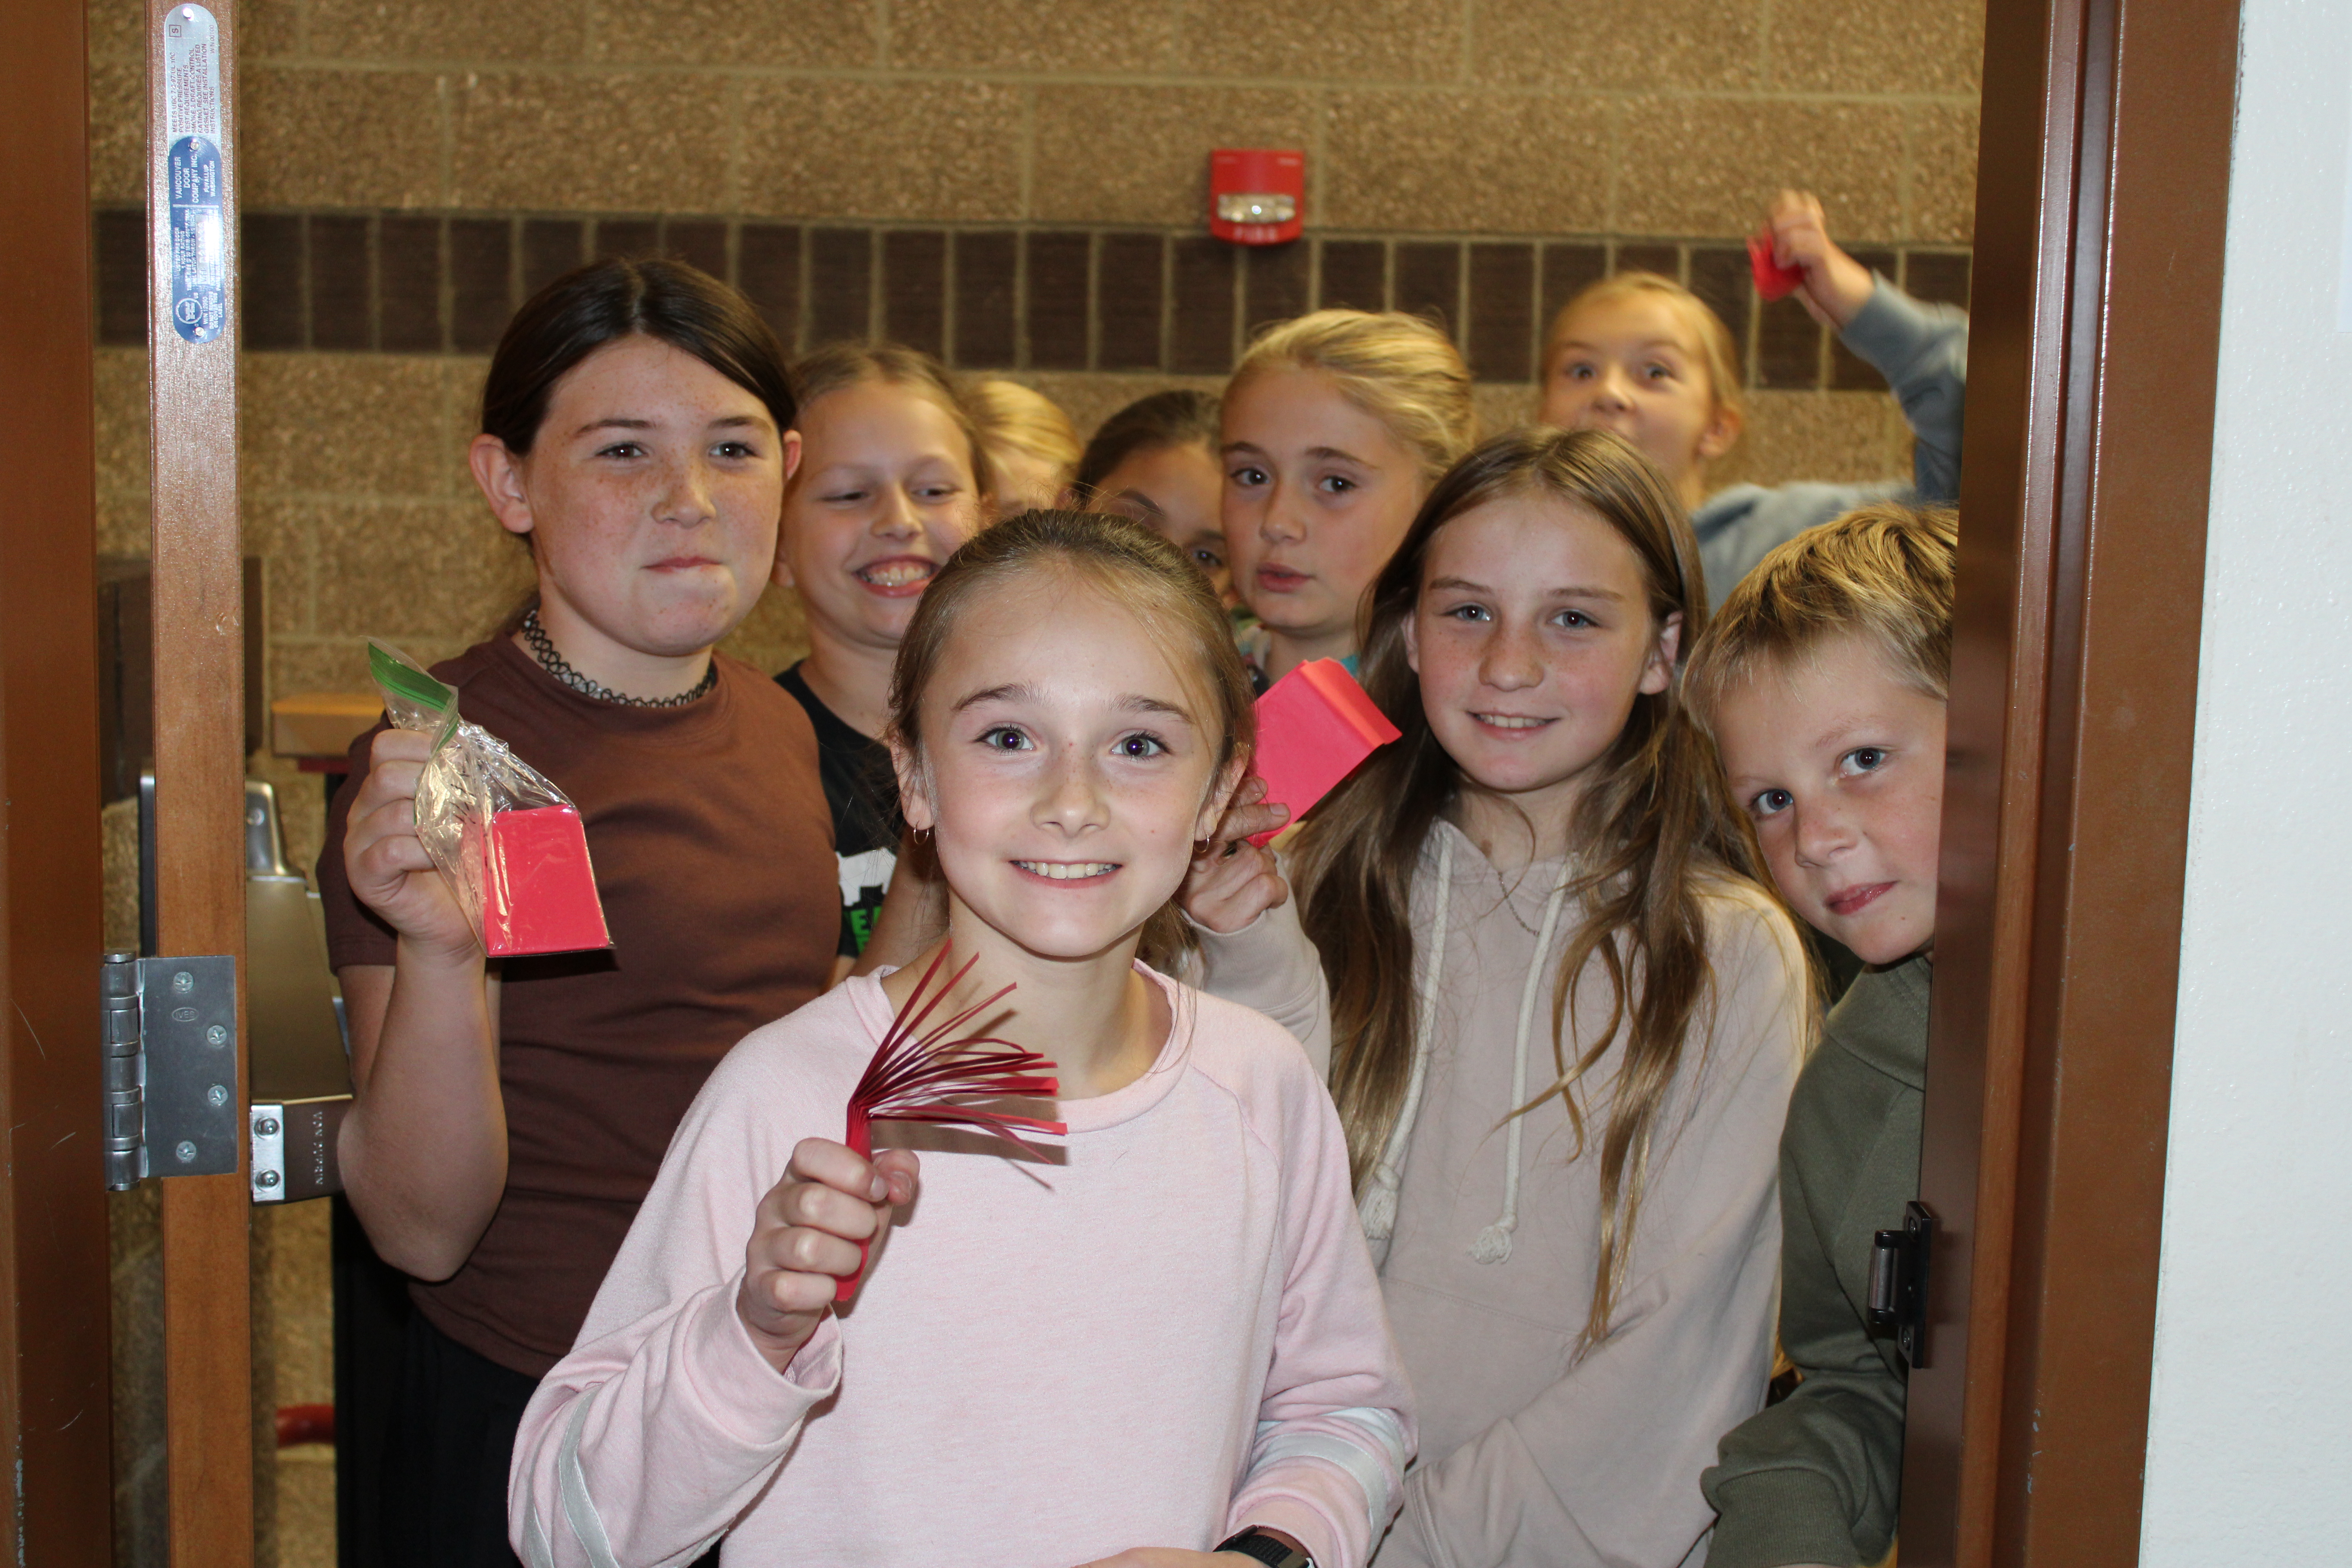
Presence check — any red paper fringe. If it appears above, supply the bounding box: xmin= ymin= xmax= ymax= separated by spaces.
xmin=837 ymin=947 xmax=1065 ymax=1301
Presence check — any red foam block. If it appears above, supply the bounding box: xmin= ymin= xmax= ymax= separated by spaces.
xmin=1747 ymin=232 xmax=1807 ymax=303
xmin=477 ymin=805 xmax=612 ymax=957
xmin=1248 ymin=660 xmax=1403 ymax=846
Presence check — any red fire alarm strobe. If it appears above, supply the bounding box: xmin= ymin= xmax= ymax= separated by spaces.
xmin=1210 ymin=148 xmax=1305 ymax=245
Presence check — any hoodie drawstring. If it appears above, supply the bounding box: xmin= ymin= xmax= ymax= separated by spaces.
xmin=1358 ymin=834 xmax=1574 ymax=1265
xmin=1469 ymin=865 xmax=1573 ymax=1264
xmin=1358 ymin=832 xmax=1452 ymax=1242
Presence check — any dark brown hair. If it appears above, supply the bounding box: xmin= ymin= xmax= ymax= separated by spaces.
xmin=1074 ymin=389 xmax=1221 ymax=494
xmin=1293 ymin=426 xmax=1789 ymax=1347
xmin=479 ymin=257 xmax=794 ymax=453
xmin=479 ymin=258 xmax=793 ymax=628
xmin=888 ymin=510 xmax=1255 ymax=962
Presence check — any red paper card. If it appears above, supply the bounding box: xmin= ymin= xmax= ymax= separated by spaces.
xmin=1248 ymin=660 xmax=1403 ymax=846
xmin=1748 ymin=232 xmax=1807 ymax=303
xmin=478 ymin=805 xmax=612 ymax=957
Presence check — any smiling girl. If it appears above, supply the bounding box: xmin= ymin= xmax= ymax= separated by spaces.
xmin=511 ymin=514 xmax=1413 ymax=1568
xmin=773 ymin=343 xmax=992 ymax=972
xmin=318 ymin=259 xmax=838 ymax=1564
xmin=1223 ymin=311 xmax=1475 ymax=688
xmin=1186 ymin=429 xmax=1810 ymax=1566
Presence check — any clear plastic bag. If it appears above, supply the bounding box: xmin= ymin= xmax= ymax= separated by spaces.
xmin=368 ymin=639 xmax=612 ymax=957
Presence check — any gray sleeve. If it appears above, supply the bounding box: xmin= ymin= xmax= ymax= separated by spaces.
xmin=1836 ymin=276 xmax=1969 ymax=503
xmin=1188 ymin=895 xmax=1332 ymax=1078
xmin=1699 ymin=485 xmax=1907 ymax=605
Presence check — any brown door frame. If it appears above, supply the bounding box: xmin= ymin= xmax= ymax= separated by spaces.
xmin=1903 ymin=0 xmax=2241 ymax=1563
xmin=0 ymin=0 xmax=117 ymax=1561
xmin=144 ymin=0 xmax=259 ymax=1563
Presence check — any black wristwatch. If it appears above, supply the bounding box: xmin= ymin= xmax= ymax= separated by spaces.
xmin=1215 ymin=1527 xmax=1314 ymax=1568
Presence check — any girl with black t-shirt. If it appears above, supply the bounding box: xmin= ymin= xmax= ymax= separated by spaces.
xmin=769 ymin=343 xmax=992 ymax=978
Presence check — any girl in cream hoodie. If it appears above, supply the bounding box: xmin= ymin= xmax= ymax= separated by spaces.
xmin=1184 ymin=429 xmax=1811 ymax=1567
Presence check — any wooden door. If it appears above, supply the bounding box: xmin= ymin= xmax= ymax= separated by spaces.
xmin=0 ymin=0 xmax=116 ymax=1560
xmin=1901 ymin=0 xmax=2241 ymax=1563
xmin=143 ymin=0 xmax=258 ymax=1563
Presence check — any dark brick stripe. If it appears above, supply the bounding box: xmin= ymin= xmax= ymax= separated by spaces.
xmin=93 ymin=207 xmax=1968 ymax=388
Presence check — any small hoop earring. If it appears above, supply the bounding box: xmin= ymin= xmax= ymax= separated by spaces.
xmin=911 ymin=825 xmax=934 ymax=848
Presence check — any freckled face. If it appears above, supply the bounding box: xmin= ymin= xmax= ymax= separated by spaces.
xmin=1223 ymin=368 xmax=1427 ymax=660
xmin=1405 ymin=495 xmax=1678 ymax=818
xmin=1711 ymin=634 xmax=1947 ymax=964
xmin=499 ymin=334 xmax=794 ymax=657
xmin=898 ymin=576 xmax=1238 ymax=963
xmin=1086 ymin=439 xmax=1234 ymax=605
xmin=776 ymin=380 xmax=984 ymax=655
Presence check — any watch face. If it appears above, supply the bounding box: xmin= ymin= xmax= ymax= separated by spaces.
xmin=1218 ymin=1530 xmax=1311 ymax=1568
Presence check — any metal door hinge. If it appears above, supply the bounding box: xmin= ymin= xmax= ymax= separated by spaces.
xmin=1867 ymin=1199 xmax=1938 ymax=1368
xmin=100 ymin=950 xmax=241 ymax=1190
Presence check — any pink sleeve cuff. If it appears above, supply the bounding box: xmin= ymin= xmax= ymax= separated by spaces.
xmin=677 ymin=1281 xmax=844 ymax=1450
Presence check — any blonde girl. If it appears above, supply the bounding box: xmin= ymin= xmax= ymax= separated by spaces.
xmin=1223 ymin=310 xmax=1475 ymax=688
xmin=773 ymin=343 xmax=990 ymax=976
xmin=1187 ymin=428 xmax=1809 ymax=1566
xmin=512 ymin=514 xmax=1412 ymax=1568
xmin=1540 ymin=190 xmax=1967 ymax=602
xmin=965 ymin=377 xmax=1082 ymax=520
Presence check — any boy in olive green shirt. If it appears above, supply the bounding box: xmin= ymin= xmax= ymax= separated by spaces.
xmin=1683 ymin=503 xmax=1958 ymax=1568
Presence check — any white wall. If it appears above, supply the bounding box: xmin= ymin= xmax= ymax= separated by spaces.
xmin=2140 ymin=2 xmax=2352 ymax=1561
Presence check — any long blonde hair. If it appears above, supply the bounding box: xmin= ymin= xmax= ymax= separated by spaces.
xmin=1294 ymin=427 xmax=1787 ymax=1348
xmin=1229 ymin=309 xmax=1476 ymax=482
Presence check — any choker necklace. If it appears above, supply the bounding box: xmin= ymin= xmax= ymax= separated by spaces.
xmin=520 ymin=609 xmax=717 ymax=708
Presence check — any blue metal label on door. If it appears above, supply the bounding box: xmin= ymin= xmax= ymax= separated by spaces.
xmin=166 ymin=135 xmax=225 ymax=343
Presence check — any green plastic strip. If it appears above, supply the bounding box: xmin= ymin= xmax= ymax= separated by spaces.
xmin=369 ymin=641 xmax=451 ymax=713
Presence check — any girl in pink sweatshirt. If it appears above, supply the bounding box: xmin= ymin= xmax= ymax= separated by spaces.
xmin=509 ymin=511 xmax=1414 ymax=1568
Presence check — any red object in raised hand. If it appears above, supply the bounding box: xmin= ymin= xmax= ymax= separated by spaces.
xmin=479 ymin=804 xmax=611 ymax=956
xmin=837 ymin=947 xmax=1065 ymax=1301
xmin=1748 ymin=231 xmax=1807 ymax=303
xmin=1247 ymin=660 xmax=1403 ymax=847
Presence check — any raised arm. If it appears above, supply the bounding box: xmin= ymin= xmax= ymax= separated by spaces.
xmin=1764 ymin=189 xmax=1969 ymax=505
xmin=1843 ymin=281 xmax=1967 ymax=504
xmin=334 ymin=727 xmax=508 ymax=1281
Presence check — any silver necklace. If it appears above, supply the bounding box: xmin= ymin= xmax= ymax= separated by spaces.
xmin=520 ymin=609 xmax=716 ymax=708
xmin=1488 ymin=851 xmax=1576 ymax=940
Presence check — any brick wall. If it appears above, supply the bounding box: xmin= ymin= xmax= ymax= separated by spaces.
xmin=88 ymin=0 xmax=1984 ymax=702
